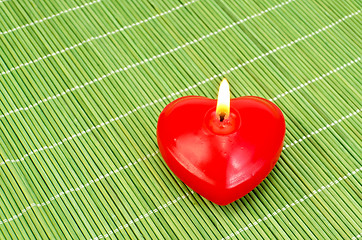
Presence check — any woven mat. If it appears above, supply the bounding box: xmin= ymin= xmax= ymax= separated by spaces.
xmin=0 ymin=0 xmax=361 ymax=239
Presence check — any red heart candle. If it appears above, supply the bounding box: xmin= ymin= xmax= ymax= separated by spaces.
xmin=157 ymin=79 xmax=285 ymax=205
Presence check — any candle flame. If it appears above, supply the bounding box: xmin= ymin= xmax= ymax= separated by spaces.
xmin=216 ymin=78 xmax=230 ymax=121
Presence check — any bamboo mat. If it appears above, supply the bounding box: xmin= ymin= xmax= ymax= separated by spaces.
xmin=0 ymin=0 xmax=361 ymax=239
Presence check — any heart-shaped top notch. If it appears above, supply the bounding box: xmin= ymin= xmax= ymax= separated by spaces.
xmin=157 ymin=96 xmax=285 ymax=205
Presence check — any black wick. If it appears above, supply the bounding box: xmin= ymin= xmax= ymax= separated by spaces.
xmin=219 ymin=113 xmax=226 ymax=122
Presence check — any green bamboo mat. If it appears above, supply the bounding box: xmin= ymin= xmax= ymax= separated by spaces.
xmin=0 ymin=0 xmax=361 ymax=239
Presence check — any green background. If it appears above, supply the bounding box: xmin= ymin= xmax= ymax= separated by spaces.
xmin=0 ymin=0 xmax=361 ymax=239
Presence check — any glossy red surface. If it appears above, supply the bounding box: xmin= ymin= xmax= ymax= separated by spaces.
xmin=157 ymin=96 xmax=285 ymax=205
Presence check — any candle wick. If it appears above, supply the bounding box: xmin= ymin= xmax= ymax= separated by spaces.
xmin=219 ymin=113 xmax=226 ymax=122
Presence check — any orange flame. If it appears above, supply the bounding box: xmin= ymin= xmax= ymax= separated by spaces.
xmin=216 ymin=78 xmax=230 ymax=121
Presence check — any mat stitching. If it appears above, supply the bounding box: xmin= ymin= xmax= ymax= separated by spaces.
xmin=0 ymin=0 xmax=295 ymax=117
xmin=0 ymin=0 xmax=101 ymax=35
xmin=99 ymin=166 xmax=362 ymax=240
xmin=0 ymin=0 xmax=198 ymax=80
xmin=0 ymin=107 xmax=360 ymax=226
xmin=1 ymin=15 xmax=359 ymax=165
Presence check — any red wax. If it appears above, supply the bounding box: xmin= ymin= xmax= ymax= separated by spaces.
xmin=157 ymin=96 xmax=285 ymax=205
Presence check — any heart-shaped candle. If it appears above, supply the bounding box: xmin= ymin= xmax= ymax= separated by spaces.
xmin=157 ymin=79 xmax=285 ymax=205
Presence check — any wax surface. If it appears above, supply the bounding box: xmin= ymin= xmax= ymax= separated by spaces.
xmin=157 ymin=96 xmax=285 ymax=205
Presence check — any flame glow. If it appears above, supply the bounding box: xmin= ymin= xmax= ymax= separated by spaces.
xmin=216 ymin=78 xmax=230 ymax=121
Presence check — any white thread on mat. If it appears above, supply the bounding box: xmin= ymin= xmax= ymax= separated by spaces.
xmin=0 ymin=151 xmax=159 ymax=225
xmin=268 ymin=58 xmax=361 ymax=102
xmin=0 ymin=0 xmax=199 ymax=79
xmin=2 ymin=13 xmax=358 ymax=165
xmin=283 ymin=109 xmax=361 ymax=149
xmin=0 ymin=109 xmax=359 ymax=227
xmin=0 ymin=0 xmax=295 ymax=117
xmin=1 ymin=52 xmax=359 ymax=166
xmin=0 ymin=0 xmax=101 ymax=35
xmin=0 ymin=10 xmax=359 ymax=129
xmin=219 ymin=168 xmax=362 ymax=240
xmin=351 ymin=233 xmax=362 ymax=240
xmin=98 ymin=166 xmax=362 ymax=240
